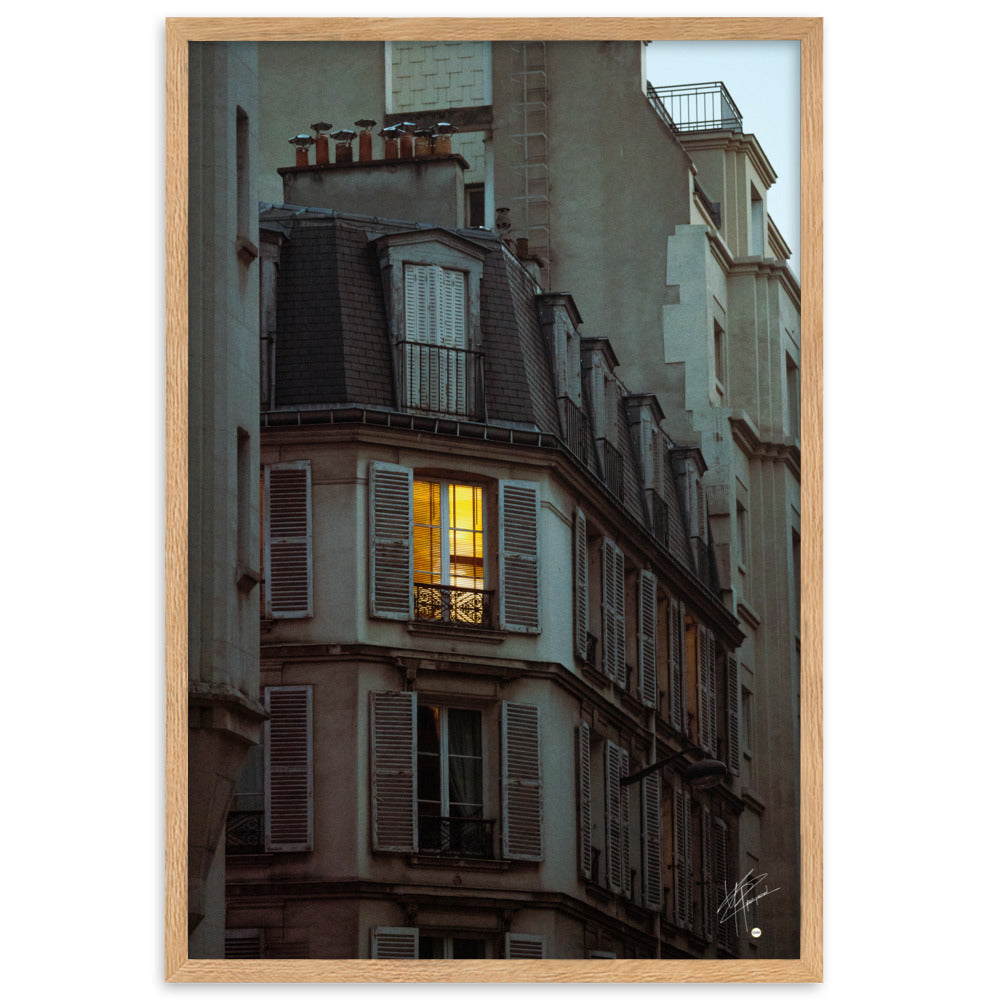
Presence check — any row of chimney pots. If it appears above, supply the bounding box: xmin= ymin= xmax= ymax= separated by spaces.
xmin=289 ymin=119 xmax=457 ymax=166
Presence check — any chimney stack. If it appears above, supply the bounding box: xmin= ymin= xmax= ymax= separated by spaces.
xmin=379 ymin=125 xmax=400 ymax=159
xmin=311 ymin=121 xmax=332 ymax=164
xmin=332 ymin=129 xmax=356 ymax=164
xmin=355 ymin=119 xmax=376 ymax=162
xmin=434 ymin=122 xmax=456 ymax=155
xmin=288 ymin=133 xmax=315 ymax=167
xmin=397 ymin=122 xmax=416 ymax=158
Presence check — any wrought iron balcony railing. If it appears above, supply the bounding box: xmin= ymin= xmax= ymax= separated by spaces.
xmin=414 ymin=582 xmax=492 ymax=627
xmin=226 ymin=810 xmax=264 ymax=854
xmin=558 ymin=396 xmax=590 ymax=465
xmin=692 ymin=537 xmax=721 ymax=591
xmin=646 ymin=81 xmax=743 ymax=135
xmin=601 ymin=439 xmax=626 ymax=502
xmin=399 ymin=341 xmax=484 ymax=418
xmin=650 ymin=492 xmax=671 ymax=552
xmin=418 ymin=815 xmax=495 ymax=858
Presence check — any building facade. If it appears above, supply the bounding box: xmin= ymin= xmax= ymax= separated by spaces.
xmin=187 ymin=40 xmax=265 ymax=958
xmin=248 ymin=39 xmax=801 ymax=957
xmin=222 ymin=154 xmax=748 ymax=957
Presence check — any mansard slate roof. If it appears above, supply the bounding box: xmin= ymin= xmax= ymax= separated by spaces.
xmin=260 ymin=204 xmax=698 ymax=578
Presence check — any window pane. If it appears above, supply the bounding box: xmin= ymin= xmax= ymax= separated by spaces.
xmin=419 ymin=936 xmax=445 ymax=959
xmin=452 ymin=939 xmax=486 ymax=959
xmin=449 ymin=484 xmax=483 ymax=588
xmin=413 ymin=481 xmax=442 ymax=586
xmin=447 ymin=709 xmax=482 ymax=811
xmin=417 ymin=705 xmax=442 ymax=804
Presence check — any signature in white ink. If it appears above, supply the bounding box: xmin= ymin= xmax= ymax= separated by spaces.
xmin=717 ymin=870 xmax=780 ymax=936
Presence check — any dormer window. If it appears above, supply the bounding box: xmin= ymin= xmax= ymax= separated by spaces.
xmin=372 ymin=228 xmax=487 ymax=419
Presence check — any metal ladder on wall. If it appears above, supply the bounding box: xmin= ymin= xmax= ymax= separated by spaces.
xmin=510 ymin=41 xmax=551 ymax=284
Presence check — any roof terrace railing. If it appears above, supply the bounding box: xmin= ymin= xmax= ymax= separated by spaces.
xmin=646 ymin=81 xmax=743 ymax=135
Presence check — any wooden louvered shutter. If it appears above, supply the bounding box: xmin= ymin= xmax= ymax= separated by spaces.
xmin=641 ymin=772 xmax=662 ymax=911
xmin=369 ymin=462 xmax=414 ymax=620
xmin=638 ymin=570 xmax=657 ymax=708
xmin=574 ymin=509 xmax=589 ymax=662
xmin=726 ymin=654 xmax=740 ymax=776
xmin=707 ymin=630 xmax=718 ymax=756
xmin=505 ymin=933 xmax=545 ymax=959
xmin=371 ymin=926 xmax=419 ymax=959
xmin=715 ymin=819 xmax=735 ymax=952
xmin=577 ymin=723 xmax=592 ymax=880
xmin=669 ymin=599 xmax=685 ymax=731
xmin=605 ymin=741 xmax=629 ymax=895
xmin=697 ymin=626 xmax=718 ymax=755
xmin=264 ymin=686 xmax=313 ymax=852
xmin=439 ymin=268 xmax=467 ymax=413
xmin=701 ymin=806 xmax=715 ymax=941
xmin=601 ymin=539 xmax=625 ymax=685
xmin=369 ymin=690 xmax=417 ymax=853
xmin=264 ymin=462 xmax=313 ymax=618
xmin=673 ymin=786 xmax=693 ymax=929
xmin=499 ymin=481 xmax=540 ymax=633
xmin=501 ymin=702 xmax=543 ymax=861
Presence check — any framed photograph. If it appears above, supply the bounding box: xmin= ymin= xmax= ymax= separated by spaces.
xmin=167 ymin=16 xmax=822 ymax=983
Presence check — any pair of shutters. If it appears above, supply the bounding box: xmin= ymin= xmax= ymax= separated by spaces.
xmin=700 ymin=810 xmax=734 ymax=947
xmin=369 ymin=462 xmax=540 ymax=633
xmin=370 ymin=928 xmax=545 ymax=959
xmin=369 ymin=691 xmax=543 ymax=861
xmin=403 ymin=264 xmax=468 ymax=414
xmin=263 ymin=463 xmax=313 ymax=619
xmin=590 ymin=526 xmax=657 ymax=708
xmin=575 ymin=725 xmax=661 ymax=911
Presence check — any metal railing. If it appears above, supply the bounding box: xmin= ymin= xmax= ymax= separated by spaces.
xmin=418 ymin=816 xmax=495 ymax=858
xmin=399 ymin=341 xmax=484 ymax=418
xmin=414 ymin=582 xmax=492 ymax=627
xmin=559 ymin=396 xmax=590 ymax=465
xmin=601 ymin=440 xmax=626 ymax=501
xmin=646 ymin=82 xmax=743 ymax=134
xmin=226 ymin=810 xmax=264 ymax=853
xmin=651 ymin=492 xmax=671 ymax=552
xmin=692 ymin=537 xmax=721 ymax=591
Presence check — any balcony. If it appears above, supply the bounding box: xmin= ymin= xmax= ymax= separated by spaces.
xmin=559 ymin=396 xmax=590 ymax=465
xmin=399 ymin=341 xmax=484 ymax=418
xmin=601 ymin=439 xmax=626 ymax=502
xmin=418 ymin=816 xmax=495 ymax=859
xmin=646 ymin=81 xmax=743 ymax=135
xmin=226 ymin=810 xmax=264 ymax=854
xmin=414 ymin=582 xmax=493 ymax=627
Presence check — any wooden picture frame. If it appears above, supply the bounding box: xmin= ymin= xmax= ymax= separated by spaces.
xmin=167 ymin=16 xmax=822 ymax=983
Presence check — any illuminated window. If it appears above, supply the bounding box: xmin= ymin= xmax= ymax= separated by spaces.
xmin=413 ymin=480 xmax=485 ymax=624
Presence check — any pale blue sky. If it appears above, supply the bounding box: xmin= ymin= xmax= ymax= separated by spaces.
xmin=646 ymin=41 xmax=800 ymax=278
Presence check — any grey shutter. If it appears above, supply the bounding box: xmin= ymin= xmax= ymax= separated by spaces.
xmin=638 ymin=570 xmax=658 ymax=708
xmin=726 ymin=654 xmax=740 ymax=776
xmin=641 ymin=772 xmax=662 ymax=912
xmin=505 ymin=933 xmax=545 ymax=959
xmin=264 ymin=686 xmax=313 ymax=852
xmin=501 ymin=702 xmax=543 ymax=860
xmin=702 ymin=805 xmax=714 ymax=941
xmin=673 ymin=786 xmax=693 ymax=929
xmin=574 ymin=508 xmax=589 ymax=661
xmin=715 ymin=819 xmax=735 ymax=952
xmin=499 ymin=481 xmax=540 ymax=633
xmin=264 ymin=462 xmax=313 ymax=618
xmin=605 ymin=741 xmax=628 ymax=895
xmin=372 ymin=926 xmax=419 ymax=959
xmin=370 ymin=690 xmax=417 ymax=853
xmin=601 ymin=539 xmax=625 ymax=684
xmin=369 ymin=462 xmax=413 ymax=620
xmin=577 ymin=723 xmax=592 ymax=880
xmin=669 ymin=599 xmax=685 ymax=731
xmin=620 ymin=748 xmax=631 ymax=900
xmin=706 ymin=630 xmax=718 ymax=756
xmin=697 ymin=625 xmax=718 ymax=754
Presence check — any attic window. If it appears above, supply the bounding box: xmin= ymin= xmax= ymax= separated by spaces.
xmin=372 ymin=228 xmax=488 ymax=420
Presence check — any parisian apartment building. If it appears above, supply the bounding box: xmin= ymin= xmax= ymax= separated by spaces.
xmin=186 ymin=38 xmax=801 ymax=961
